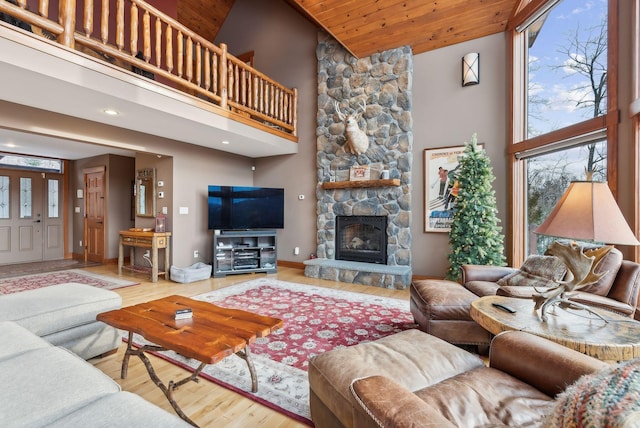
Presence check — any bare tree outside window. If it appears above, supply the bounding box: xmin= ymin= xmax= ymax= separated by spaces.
xmin=524 ymin=0 xmax=608 ymax=255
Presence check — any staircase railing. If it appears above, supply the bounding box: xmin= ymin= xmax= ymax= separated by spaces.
xmin=0 ymin=0 xmax=298 ymax=138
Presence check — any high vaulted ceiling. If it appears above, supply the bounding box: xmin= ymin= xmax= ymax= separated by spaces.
xmin=286 ymin=0 xmax=521 ymax=57
xmin=183 ymin=1 xmax=521 ymax=58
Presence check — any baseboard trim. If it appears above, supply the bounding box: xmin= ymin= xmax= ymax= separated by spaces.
xmin=277 ymin=260 xmax=305 ymax=270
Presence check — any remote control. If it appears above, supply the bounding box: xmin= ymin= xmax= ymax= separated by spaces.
xmin=492 ymin=302 xmax=516 ymax=313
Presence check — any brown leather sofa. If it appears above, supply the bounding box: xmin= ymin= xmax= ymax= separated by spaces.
xmin=308 ymin=329 xmax=607 ymax=428
xmin=462 ymin=247 xmax=640 ymax=320
xmin=348 ymin=330 xmax=608 ymax=428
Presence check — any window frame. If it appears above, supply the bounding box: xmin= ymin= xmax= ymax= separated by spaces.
xmin=508 ymin=0 xmax=619 ymax=265
xmin=633 ymin=0 xmax=640 ymax=262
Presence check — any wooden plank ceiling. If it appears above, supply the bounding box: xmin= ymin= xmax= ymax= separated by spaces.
xmin=178 ymin=0 xmax=520 ymax=58
xmin=285 ymin=0 xmax=520 ymax=57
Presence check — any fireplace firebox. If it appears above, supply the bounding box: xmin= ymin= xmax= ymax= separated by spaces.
xmin=335 ymin=216 xmax=387 ymax=264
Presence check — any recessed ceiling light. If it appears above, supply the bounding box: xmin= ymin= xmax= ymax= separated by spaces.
xmin=103 ymin=108 xmax=119 ymax=116
xmin=222 ymin=140 xmax=230 ymax=145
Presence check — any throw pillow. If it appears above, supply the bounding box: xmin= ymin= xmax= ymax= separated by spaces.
xmin=544 ymin=357 xmax=640 ymax=428
xmin=496 ymin=255 xmax=567 ymax=289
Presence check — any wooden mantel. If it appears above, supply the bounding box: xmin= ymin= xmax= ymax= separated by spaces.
xmin=321 ymin=179 xmax=401 ymax=189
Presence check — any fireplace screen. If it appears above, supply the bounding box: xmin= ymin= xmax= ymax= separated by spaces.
xmin=335 ymin=216 xmax=387 ymax=264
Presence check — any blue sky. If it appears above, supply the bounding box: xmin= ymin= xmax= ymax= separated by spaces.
xmin=527 ymin=0 xmax=608 ymax=137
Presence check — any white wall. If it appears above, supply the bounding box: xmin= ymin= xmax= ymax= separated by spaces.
xmin=410 ymin=33 xmax=508 ymax=277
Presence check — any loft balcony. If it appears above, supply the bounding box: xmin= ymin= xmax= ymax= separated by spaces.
xmin=0 ymin=0 xmax=298 ymax=158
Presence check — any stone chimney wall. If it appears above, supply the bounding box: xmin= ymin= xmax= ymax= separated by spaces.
xmin=312 ymin=33 xmax=413 ymax=287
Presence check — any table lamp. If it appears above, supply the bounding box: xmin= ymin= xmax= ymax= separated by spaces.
xmin=533 ymin=181 xmax=639 ymax=321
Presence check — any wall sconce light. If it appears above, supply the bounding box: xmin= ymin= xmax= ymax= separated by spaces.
xmin=462 ymin=53 xmax=480 ymax=86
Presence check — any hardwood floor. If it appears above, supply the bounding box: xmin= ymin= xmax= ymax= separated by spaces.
xmin=87 ymin=264 xmax=410 ymax=427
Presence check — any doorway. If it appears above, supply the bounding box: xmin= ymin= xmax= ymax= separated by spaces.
xmin=0 ymin=169 xmax=64 ymax=264
xmin=83 ymin=166 xmax=106 ymax=263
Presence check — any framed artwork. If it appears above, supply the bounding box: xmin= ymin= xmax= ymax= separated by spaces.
xmin=424 ymin=144 xmax=482 ymax=232
xmin=349 ymin=165 xmax=370 ymax=181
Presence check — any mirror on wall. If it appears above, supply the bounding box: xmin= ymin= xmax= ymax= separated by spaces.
xmin=135 ymin=168 xmax=156 ymax=217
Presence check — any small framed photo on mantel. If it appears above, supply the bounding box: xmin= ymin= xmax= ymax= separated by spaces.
xmin=349 ymin=165 xmax=370 ymax=181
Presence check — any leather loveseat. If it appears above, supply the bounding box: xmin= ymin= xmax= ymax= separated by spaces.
xmin=308 ymin=328 xmax=608 ymax=428
xmin=348 ymin=330 xmax=609 ymax=428
xmin=462 ymin=247 xmax=640 ymax=320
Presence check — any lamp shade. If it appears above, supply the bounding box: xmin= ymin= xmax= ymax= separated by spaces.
xmin=462 ymin=53 xmax=479 ymax=86
xmin=534 ymin=181 xmax=639 ymax=246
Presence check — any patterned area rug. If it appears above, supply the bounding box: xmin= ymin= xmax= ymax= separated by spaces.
xmin=0 ymin=269 xmax=139 ymax=294
xmin=123 ymin=278 xmax=416 ymax=425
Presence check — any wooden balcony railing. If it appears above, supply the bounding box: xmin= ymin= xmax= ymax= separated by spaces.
xmin=0 ymin=0 xmax=298 ymax=139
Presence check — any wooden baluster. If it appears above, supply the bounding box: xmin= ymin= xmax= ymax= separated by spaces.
xmin=116 ymin=0 xmax=124 ymax=50
xmin=227 ymin=65 xmax=234 ymax=102
xmin=269 ymin=84 xmax=274 ymax=117
xmin=277 ymin=89 xmax=282 ymax=120
xmin=292 ymin=88 xmax=298 ymax=135
xmin=195 ymin=43 xmax=202 ymax=87
xmin=176 ymin=31 xmax=184 ymax=78
xmin=234 ymin=63 xmax=239 ymax=103
xmin=219 ymin=43 xmax=227 ymax=109
xmin=16 ymin=0 xmax=26 ymax=8
xmin=143 ymin=10 xmax=150 ymax=61
xmin=165 ymin=26 xmax=173 ymax=73
xmin=186 ymin=37 xmax=193 ymax=82
xmin=130 ymin=2 xmax=138 ymax=54
xmin=83 ymin=0 xmax=93 ymax=36
xmin=100 ymin=0 xmax=108 ymax=44
xmin=59 ymin=0 xmax=75 ymax=47
xmin=212 ymin=53 xmax=218 ymax=96
xmin=155 ymin=18 xmax=161 ymax=67
xmin=252 ymin=75 xmax=258 ymax=111
xmin=204 ymin=49 xmax=210 ymax=90
xmin=39 ymin=0 xmax=48 ymax=17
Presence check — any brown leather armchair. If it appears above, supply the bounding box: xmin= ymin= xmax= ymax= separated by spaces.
xmin=350 ymin=331 xmax=608 ymax=428
xmin=462 ymin=248 xmax=640 ymax=319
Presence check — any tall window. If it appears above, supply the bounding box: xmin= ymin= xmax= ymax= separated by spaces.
xmin=510 ymin=0 xmax=616 ymax=261
xmin=526 ymin=1 xmax=608 ymax=137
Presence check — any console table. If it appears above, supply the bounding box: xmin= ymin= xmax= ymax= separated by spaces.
xmin=471 ymin=295 xmax=640 ymax=361
xmin=118 ymin=230 xmax=171 ymax=282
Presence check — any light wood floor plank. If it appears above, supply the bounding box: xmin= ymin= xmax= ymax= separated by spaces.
xmin=89 ymin=265 xmax=410 ymax=427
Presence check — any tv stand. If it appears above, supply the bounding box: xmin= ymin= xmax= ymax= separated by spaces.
xmin=213 ymin=230 xmax=277 ymax=277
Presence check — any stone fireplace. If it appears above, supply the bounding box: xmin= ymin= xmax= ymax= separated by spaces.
xmin=336 ymin=215 xmax=387 ymax=264
xmin=303 ymin=34 xmax=413 ymax=289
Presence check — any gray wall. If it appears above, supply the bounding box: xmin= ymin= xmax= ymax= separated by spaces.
xmin=216 ymin=0 xmax=508 ymax=276
xmin=216 ymin=0 xmax=319 ymax=262
xmin=72 ymin=154 xmax=135 ymax=259
xmin=411 ymin=33 xmax=508 ymax=277
xmin=134 ymin=140 xmax=254 ymax=267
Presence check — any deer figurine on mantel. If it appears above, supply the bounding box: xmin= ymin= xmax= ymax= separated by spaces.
xmin=335 ymin=100 xmax=369 ymax=155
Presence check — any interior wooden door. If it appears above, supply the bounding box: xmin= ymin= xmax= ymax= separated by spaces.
xmin=84 ymin=167 xmax=105 ymax=263
xmin=0 ymin=170 xmax=44 ymax=264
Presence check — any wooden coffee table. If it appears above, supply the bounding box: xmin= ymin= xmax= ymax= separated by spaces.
xmin=97 ymin=295 xmax=283 ymax=426
xmin=470 ymin=295 xmax=640 ymax=362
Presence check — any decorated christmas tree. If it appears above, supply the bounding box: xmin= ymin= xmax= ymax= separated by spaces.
xmin=446 ymin=134 xmax=505 ymax=281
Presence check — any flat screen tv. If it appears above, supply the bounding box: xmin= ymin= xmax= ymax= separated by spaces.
xmin=207 ymin=185 xmax=284 ymax=230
